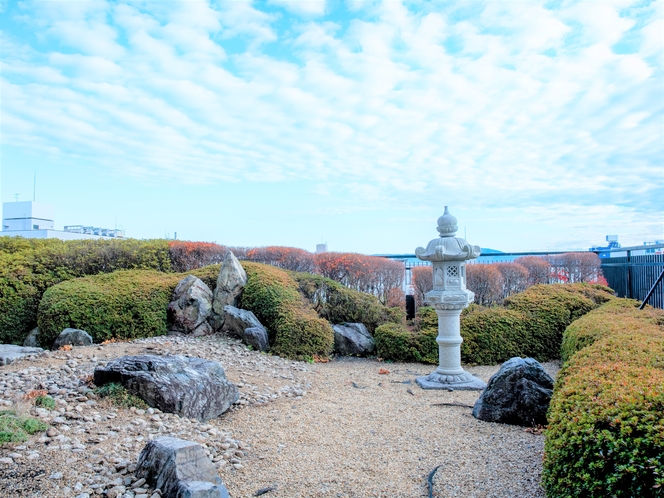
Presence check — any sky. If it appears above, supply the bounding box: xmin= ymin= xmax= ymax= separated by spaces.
xmin=1 ymin=0 xmax=663 ymax=254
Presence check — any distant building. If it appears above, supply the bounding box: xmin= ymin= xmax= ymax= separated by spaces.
xmin=2 ymin=201 xmax=124 ymax=240
xmin=316 ymin=243 xmax=327 ymax=254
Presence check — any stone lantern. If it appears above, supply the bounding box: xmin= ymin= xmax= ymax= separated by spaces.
xmin=414 ymin=207 xmax=486 ymax=390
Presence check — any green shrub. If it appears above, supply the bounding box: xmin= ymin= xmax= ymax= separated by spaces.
xmin=94 ymin=383 xmax=149 ymax=409
xmin=240 ymin=262 xmax=334 ymax=360
xmin=34 ymin=395 xmax=55 ymax=410
xmin=376 ymin=284 xmax=610 ymax=365
xmin=38 ymin=270 xmax=183 ymax=345
xmin=543 ymin=301 xmax=664 ymax=497
xmin=0 ymin=238 xmax=172 ymax=344
xmin=374 ymin=307 xmax=438 ymax=364
xmin=292 ymin=272 xmax=399 ymax=332
xmin=559 ymin=298 xmax=661 ymax=363
xmin=0 ymin=410 xmax=48 ymax=443
xmin=460 ymin=307 xmax=532 ymax=364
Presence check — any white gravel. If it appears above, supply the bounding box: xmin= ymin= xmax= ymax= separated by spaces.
xmin=0 ymin=336 xmax=558 ymax=497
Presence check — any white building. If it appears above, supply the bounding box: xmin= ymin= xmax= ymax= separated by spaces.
xmin=2 ymin=201 xmax=124 ymax=240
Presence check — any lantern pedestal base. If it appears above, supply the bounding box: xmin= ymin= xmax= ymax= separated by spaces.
xmin=416 ymin=371 xmax=486 ymax=391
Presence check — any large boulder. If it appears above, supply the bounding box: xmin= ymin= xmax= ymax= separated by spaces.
xmin=136 ymin=437 xmax=229 ymax=498
xmin=210 ymin=251 xmax=247 ymax=330
xmin=472 ymin=357 xmax=554 ymax=427
xmin=168 ymin=276 xmax=214 ymax=336
xmin=53 ymin=328 xmax=93 ymax=349
xmin=221 ymin=305 xmax=269 ymax=352
xmin=332 ymin=323 xmax=375 ymax=356
xmin=94 ymin=355 xmax=239 ymax=422
xmin=0 ymin=345 xmax=43 ymax=366
xmin=23 ymin=327 xmax=41 ymax=348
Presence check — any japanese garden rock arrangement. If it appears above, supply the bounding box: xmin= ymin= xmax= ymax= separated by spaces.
xmin=332 ymin=322 xmax=376 ymax=356
xmin=94 ymin=355 xmax=240 ymax=422
xmin=472 ymin=357 xmax=554 ymax=426
xmin=167 ymin=275 xmax=214 ymax=336
xmin=0 ymin=335 xmax=312 ymax=497
xmin=136 ymin=437 xmax=230 ymax=498
xmin=221 ymin=306 xmax=268 ymax=352
xmin=210 ymin=251 xmax=247 ymax=331
xmin=53 ymin=328 xmax=93 ymax=349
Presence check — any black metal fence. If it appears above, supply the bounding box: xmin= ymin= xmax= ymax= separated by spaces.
xmin=598 ymin=244 xmax=664 ymax=309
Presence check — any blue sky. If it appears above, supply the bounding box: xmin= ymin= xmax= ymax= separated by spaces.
xmin=1 ymin=0 xmax=662 ymax=253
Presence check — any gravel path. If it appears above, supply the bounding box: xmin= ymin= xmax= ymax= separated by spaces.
xmin=0 ymin=336 xmax=557 ymax=497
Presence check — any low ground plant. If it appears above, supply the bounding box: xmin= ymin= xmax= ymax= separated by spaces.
xmin=0 ymin=410 xmax=48 ymax=444
xmin=94 ymin=383 xmax=148 ymax=409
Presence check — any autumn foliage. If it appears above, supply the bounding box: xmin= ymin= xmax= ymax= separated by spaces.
xmin=314 ymin=252 xmax=404 ymax=305
xmin=168 ymin=241 xmax=227 ymax=272
xmin=245 ymin=246 xmax=316 ymax=273
xmin=412 ymin=253 xmax=606 ymax=307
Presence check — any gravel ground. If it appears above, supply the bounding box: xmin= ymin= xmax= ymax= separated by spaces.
xmin=0 ymin=336 xmax=558 ymax=497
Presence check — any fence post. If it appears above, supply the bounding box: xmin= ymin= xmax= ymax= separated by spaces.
xmin=626 ymin=249 xmax=632 ymax=299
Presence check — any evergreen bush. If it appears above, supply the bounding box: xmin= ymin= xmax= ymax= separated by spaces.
xmin=38 ymin=270 xmax=182 ymax=345
xmin=240 ymin=262 xmax=334 ymax=360
xmin=292 ymin=272 xmax=400 ymax=332
xmin=543 ymin=301 xmax=664 ymax=497
xmin=0 ymin=238 xmax=172 ymax=344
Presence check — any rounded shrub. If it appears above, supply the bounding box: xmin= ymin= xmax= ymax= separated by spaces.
xmin=292 ymin=272 xmax=400 ymax=332
xmin=240 ymin=262 xmax=334 ymax=360
xmin=374 ymin=307 xmax=438 ymax=364
xmin=0 ymin=238 xmax=172 ymax=344
xmin=38 ymin=270 xmax=182 ymax=346
xmin=460 ymin=307 xmax=531 ymax=365
xmin=543 ymin=301 xmax=664 ymax=497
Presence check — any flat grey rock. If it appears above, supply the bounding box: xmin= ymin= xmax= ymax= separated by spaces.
xmin=53 ymin=328 xmax=93 ymax=349
xmin=332 ymin=323 xmax=375 ymax=356
xmin=221 ymin=306 xmax=268 ymax=352
xmin=0 ymin=344 xmax=44 ymax=366
xmin=94 ymin=355 xmax=239 ymax=422
xmin=472 ymin=357 xmax=554 ymax=426
xmin=136 ymin=437 xmax=229 ymax=498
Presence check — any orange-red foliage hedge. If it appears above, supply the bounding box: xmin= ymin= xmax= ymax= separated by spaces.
xmin=168 ymin=241 xmax=227 ymax=272
xmin=246 ymin=246 xmax=316 ymax=273
xmin=314 ymin=252 xmax=404 ymax=305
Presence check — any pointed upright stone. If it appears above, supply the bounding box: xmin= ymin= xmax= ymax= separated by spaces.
xmin=168 ymin=275 xmax=214 ymax=336
xmin=210 ymin=251 xmax=247 ymax=330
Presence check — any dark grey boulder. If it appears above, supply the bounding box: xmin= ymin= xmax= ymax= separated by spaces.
xmin=168 ymin=276 xmax=214 ymax=336
xmin=472 ymin=357 xmax=554 ymax=427
xmin=0 ymin=345 xmax=44 ymax=366
xmin=221 ymin=305 xmax=269 ymax=352
xmin=332 ymin=323 xmax=375 ymax=356
xmin=136 ymin=437 xmax=229 ymax=498
xmin=94 ymin=355 xmax=239 ymax=422
xmin=53 ymin=328 xmax=93 ymax=349
xmin=23 ymin=327 xmax=41 ymax=348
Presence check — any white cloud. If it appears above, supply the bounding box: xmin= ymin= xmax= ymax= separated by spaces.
xmin=268 ymin=0 xmax=326 ymax=16
xmin=1 ymin=0 xmax=661 ymax=248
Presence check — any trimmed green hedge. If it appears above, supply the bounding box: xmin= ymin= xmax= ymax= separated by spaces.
xmin=543 ymin=301 xmax=664 ymax=497
xmin=375 ymin=284 xmax=613 ymax=365
xmin=374 ymin=308 xmax=438 ymax=363
xmin=292 ymin=272 xmax=401 ymax=332
xmin=38 ymin=270 xmax=182 ymax=344
xmin=240 ymin=262 xmax=334 ymax=360
xmin=0 ymin=238 xmax=172 ymax=344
